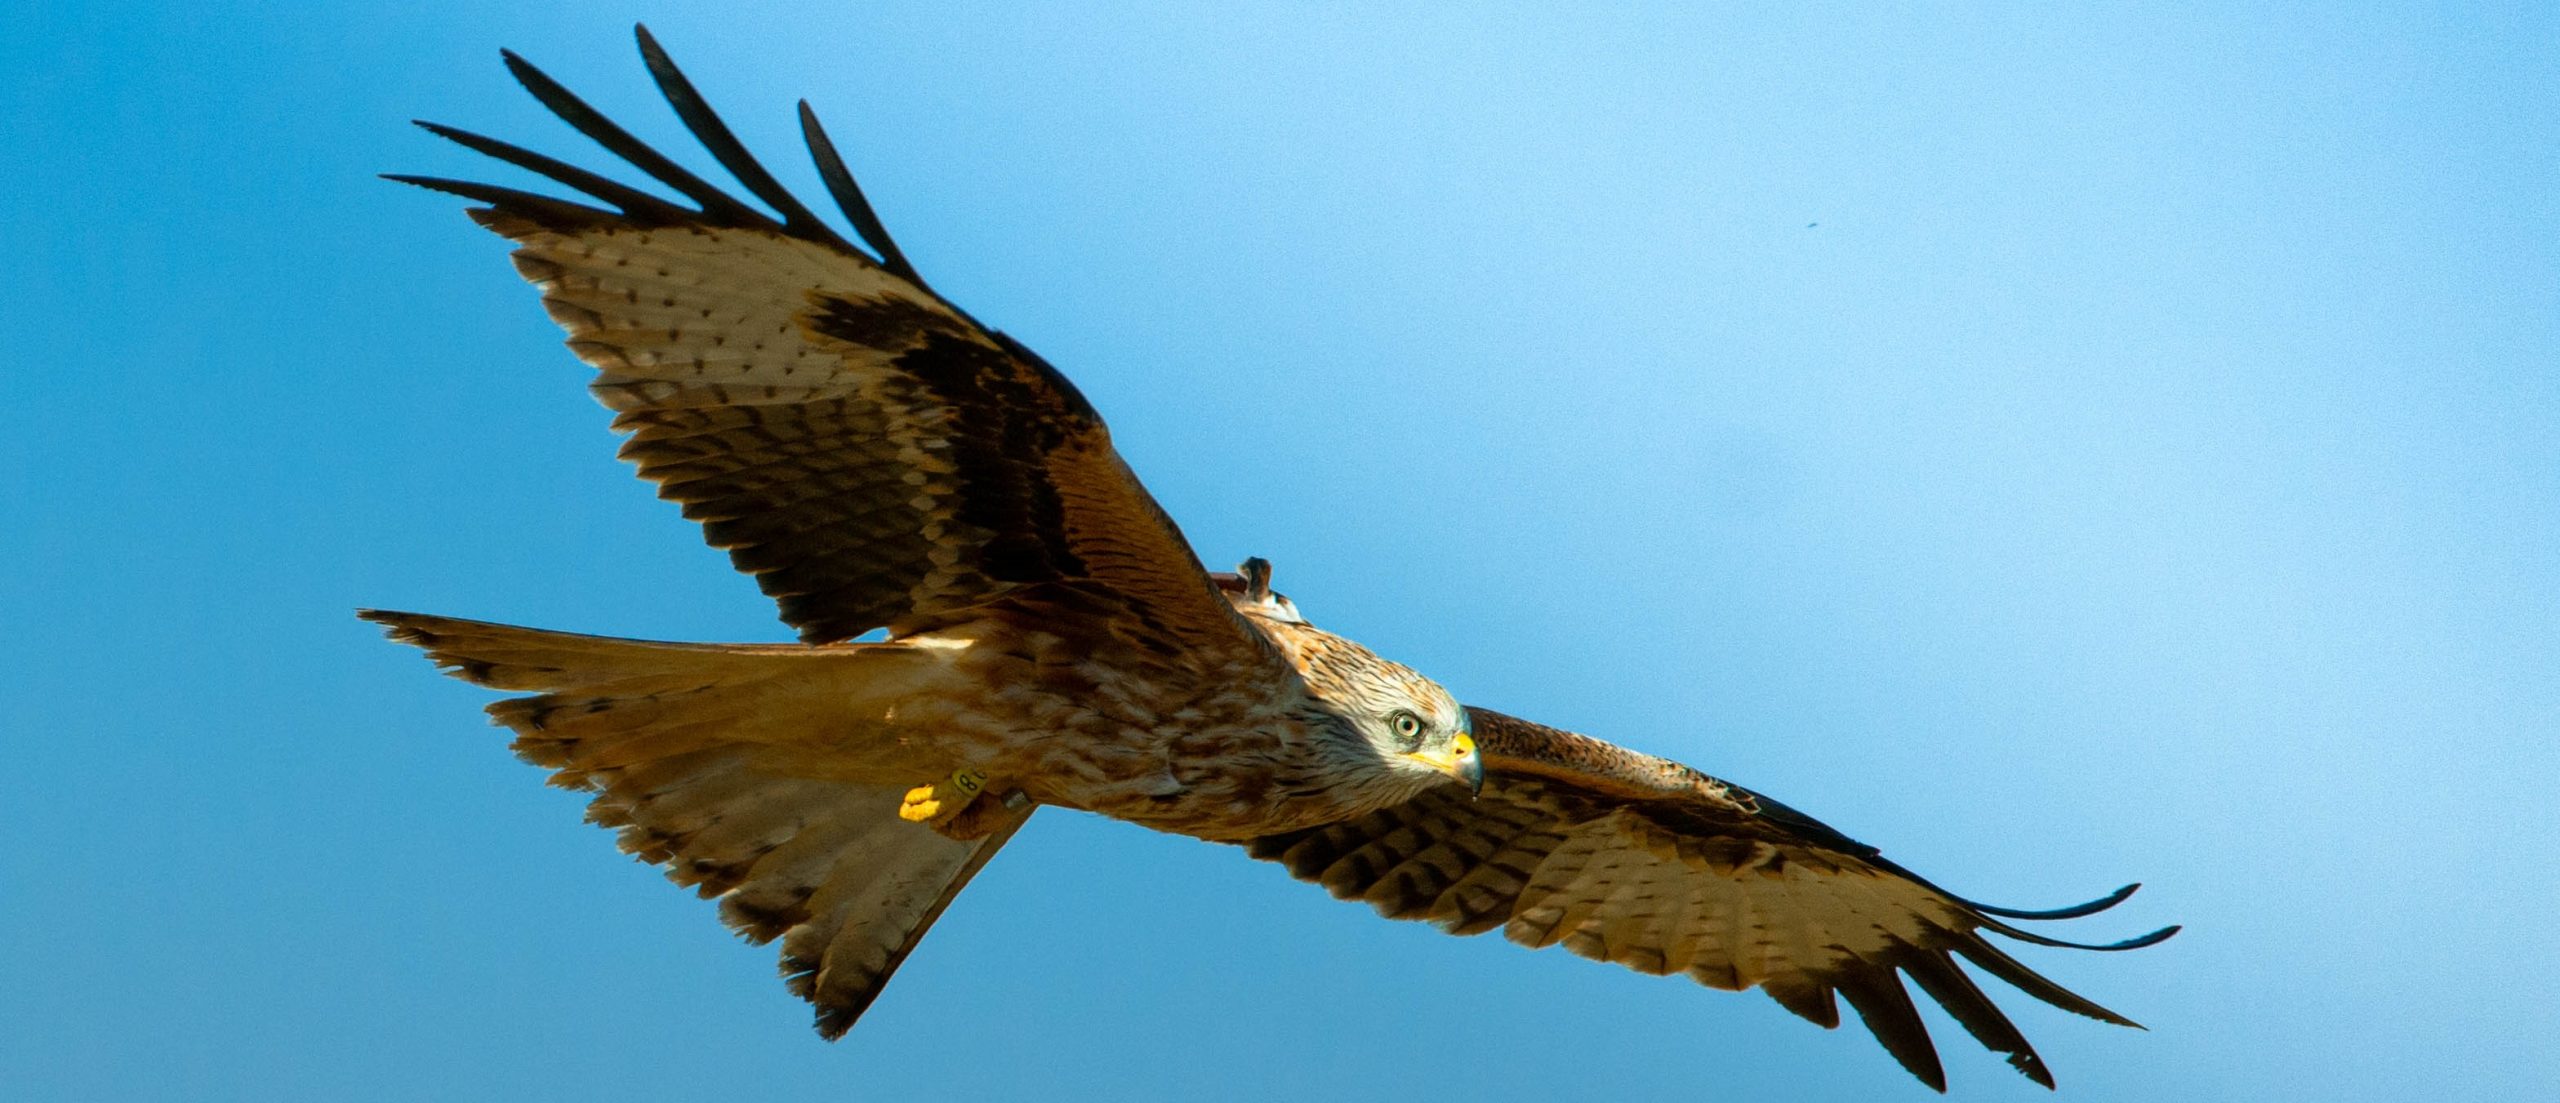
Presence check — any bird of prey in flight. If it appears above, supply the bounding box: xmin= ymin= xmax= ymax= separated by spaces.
xmin=366 ymin=25 xmax=2174 ymax=1092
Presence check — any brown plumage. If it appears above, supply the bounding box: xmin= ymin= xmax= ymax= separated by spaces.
xmin=367 ymin=26 xmax=2172 ymax=1092
xmin=1248 ymin=707 xmax=2164 ymax=1091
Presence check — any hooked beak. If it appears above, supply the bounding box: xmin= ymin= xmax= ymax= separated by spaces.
xmin=1405 ymin=732 xmax=1484 ymax=796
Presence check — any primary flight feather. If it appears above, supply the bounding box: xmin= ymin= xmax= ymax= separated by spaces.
xmin=366 ymin=25 xmax=2173 ymax=1092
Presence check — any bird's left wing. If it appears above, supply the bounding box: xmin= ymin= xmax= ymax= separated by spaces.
xmin=389 ymin=27 xmax=1264 ymax=665
xmin=1246 ymin=707 xmax=2176 ymax=1092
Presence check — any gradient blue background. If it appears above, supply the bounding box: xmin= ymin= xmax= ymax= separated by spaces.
xmin=7 ymin=4 xmax=2554 ymax=1100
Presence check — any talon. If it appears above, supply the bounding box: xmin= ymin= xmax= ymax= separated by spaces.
xmin=897 ymin=784 xmax=947 ymax=824
xmin=899 ymin=768 xmax=992 ymax=830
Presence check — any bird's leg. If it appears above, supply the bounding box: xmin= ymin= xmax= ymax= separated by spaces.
xmin=899 ymin=769 xmax=1031 ymax=840
xmin=898 ymin=767 xmax=985 ymax=828
xmin=940 ymin=786 xmax=1031 ymax=841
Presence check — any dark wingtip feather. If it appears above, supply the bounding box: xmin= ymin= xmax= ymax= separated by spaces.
xmin=1761 ymin=979 xmax=1842 ymax=1029
xmin=1980 ymin=918 xmax=2182 ymax=953
xmin=2117 ymin=923 xmax=2181 ymax=950
xmin=1968 ymin=882 xmax=2142 ymax=921
xmin=630 ymin=23 xmax=851 ymax=248
xmin=497 ymin=42 xmax=764 ymax=225
xmin=496 ymin=47 xmax=537 ymax=85
xmin=409 ymin=120 xmax=689 ymax=221
xmin=380 ymin=173 xmax=617 ymax=226
xmin=1952 ymin=937 xmax=2146 ymax=1028
xmin=1867 ymin=857 xmax=2155 ymax=927
xmin=797 ymin=99 xmax=926 ymax=287
xmin=1836 ymin=972 xmax=1948 ymax=1092
xmin=1882 ymin=860 xmax=2176 ymax=952
xmin=1900 ymin=949 xmax=2056 ymax=1089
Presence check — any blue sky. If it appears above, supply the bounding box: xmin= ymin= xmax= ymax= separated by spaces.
xmin=6 ymin=3 xmax=2554 ymax=1100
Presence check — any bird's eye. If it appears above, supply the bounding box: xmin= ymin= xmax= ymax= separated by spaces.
xmin=1388 ymin=710 xmax=1425 ymax=750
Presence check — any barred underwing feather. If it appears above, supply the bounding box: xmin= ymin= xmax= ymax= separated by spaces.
xmin=396 ymin=31 xmax=1271 ymax=669
xmin=1245 ymin=707 xmax=2175 ymax=1091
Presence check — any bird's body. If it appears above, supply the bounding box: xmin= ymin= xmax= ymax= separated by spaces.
xmin=369 ymin=26 xmax=2173 ymax=1092
xmin=847 ymin=595 xmax=1470 ymax=841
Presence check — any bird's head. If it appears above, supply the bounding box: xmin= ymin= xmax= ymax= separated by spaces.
xmin=1296 ymin=639 xmax=1481 ymax=798
xmin=1229 ymin=556 xmax=1482 ymax=797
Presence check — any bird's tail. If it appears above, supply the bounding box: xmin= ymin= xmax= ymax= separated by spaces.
xmin=359 ymin=609 xmax=1029 ymax=1037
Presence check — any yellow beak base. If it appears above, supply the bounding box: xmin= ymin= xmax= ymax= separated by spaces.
xmin=1406 ymin=732 xmax=1484 ymax=795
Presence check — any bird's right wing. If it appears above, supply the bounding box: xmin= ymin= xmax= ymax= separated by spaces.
xmin=1247 ymin=707 xmax=2176 ymax=1092
xmin=393 ymin=26 xmax=1268 ymax=668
